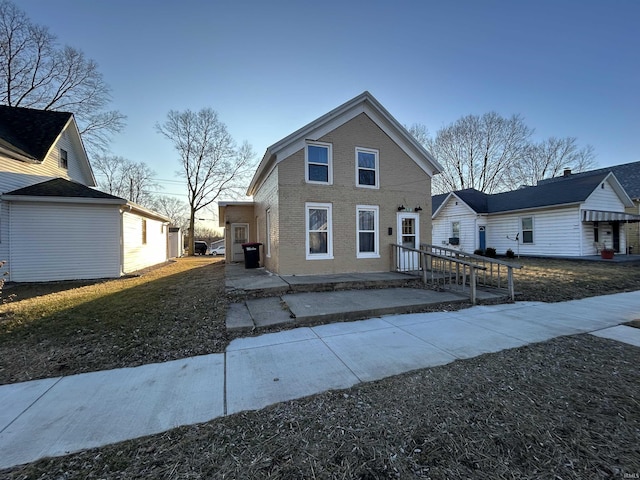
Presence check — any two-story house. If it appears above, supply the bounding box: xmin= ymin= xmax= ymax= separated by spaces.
xmin=0 ymin=105 xmax=170 ymax=282
xmin=219 ymin=92 xmax=442 ymax=275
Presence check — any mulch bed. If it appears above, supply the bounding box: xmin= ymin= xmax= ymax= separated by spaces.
xmin=4 ymin=334 xmax=639 ymax=479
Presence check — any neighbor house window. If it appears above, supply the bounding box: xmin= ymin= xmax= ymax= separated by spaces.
xmin=357 ymin=205 xmax=379 ymax=258
xmin=451 ymin=221 xmax=460 ymax=238
xmin=521 ymin=217 xmax=533 ymax=244
xmin=356 ymin=147 xmax=379 ymax=188
xmin=306 ymin=202 xmax=332 ymax=259
xmin=59 ymin=149 xmax=68 ymax=169
xmin=305 ymin=142 xmax=332 ymax=184
xmin=265 ymin=208 xmax=271 ymax=258
xmin=142 ymin=219 xmax=147 ymax=244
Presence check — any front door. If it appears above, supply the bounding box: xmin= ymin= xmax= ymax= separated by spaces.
xmin=397 ymin=213 xmax=420 ymax=271
xmin=479 ymin=225 xmax=486 ymax=251
xmin=231 ymin=223 xmax=249 ymax=262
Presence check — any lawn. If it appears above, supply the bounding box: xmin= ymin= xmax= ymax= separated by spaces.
xmin=1 ymin=256 xmax=639 ymax=479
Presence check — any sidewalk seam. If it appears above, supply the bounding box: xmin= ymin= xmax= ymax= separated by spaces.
xmin=0 ymin=376 xmax=64 ymax=434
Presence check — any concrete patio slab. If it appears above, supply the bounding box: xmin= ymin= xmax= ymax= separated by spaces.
xmin=0 ymin=354 xmax=225 ymax=469
xmin=401 ymin=317 xmax=527 ymax=359
xmin=226 ymin=338 xmax=359 ymax=414
xmin=319 ymin=326 xmax=457 ymax=382
xmin=0 ymin=377 xmax=61 ymax=431
xmin=246 ymin=297 xmax=293 ymax=327
xmin=591 ymin=325 xmax=640 ymax=347
xmin=284 ymin=288 xmax=464 ymax=324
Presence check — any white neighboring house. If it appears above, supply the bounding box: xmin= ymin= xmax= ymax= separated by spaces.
xmin=432 ymin=171 xmax=640 ymax=257
xmin=0 ymin=105 xmax=170 ymax=282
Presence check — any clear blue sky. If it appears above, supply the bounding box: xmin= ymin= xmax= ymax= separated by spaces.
xmin=20 ymin=0 xmax=640 ymax=202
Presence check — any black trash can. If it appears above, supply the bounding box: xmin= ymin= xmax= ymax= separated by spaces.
xmin=241 ymin=242 xmax=262 ymax=269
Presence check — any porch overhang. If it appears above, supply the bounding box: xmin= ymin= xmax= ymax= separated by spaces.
xmin=582 ymin=209 xmax=640 ymax=223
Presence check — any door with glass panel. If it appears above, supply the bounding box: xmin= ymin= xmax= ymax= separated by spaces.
xmin=231 ymin=223 xmax=248 ymax=262
xmin=396 ymin=213 xmax=420 ymax=271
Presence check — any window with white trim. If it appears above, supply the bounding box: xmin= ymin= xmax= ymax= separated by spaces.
xmin=305 ymin=142 xmax=332 ymax=184
xmin=356 ymin=147 xmax=379 ymax=188
xmin=306 ymin=202 xmax=333 ymax=259
xmin=59 ymin=149 xmax=68 ymax=169
xmin=265 ymin=208 xmax=271 ymax=257
xmin=357 ymin=205 xmax=379 ymax=258
xmin=521 ymin=216 xmax=533 ymax=244
xmin=451 ymin=221 xmax=460 ymax=238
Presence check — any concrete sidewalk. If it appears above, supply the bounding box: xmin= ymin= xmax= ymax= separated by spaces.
xmin=1 ymin=292 xmax=640 ymax=469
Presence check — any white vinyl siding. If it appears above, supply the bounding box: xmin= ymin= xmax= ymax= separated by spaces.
xmin=486 ymin=207 xmax=582 ymax=257
xmin=431 ymin=197 xmax=479 ymax=252
xmin=356 ymin=205 xmax=379 ymax=258
xmin=122 ymin=211 xmax=167 ymax=274
xmin=8 ymin=202 xmax=121 ymax=282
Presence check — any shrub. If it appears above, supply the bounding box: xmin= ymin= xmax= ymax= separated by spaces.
xmin=485 ymin=247 xmax=497 ymax=258
xmin=506 ymin=248 xmax=515 ymax=258
xmin=474 ymin=249 xmax=484 ymax=256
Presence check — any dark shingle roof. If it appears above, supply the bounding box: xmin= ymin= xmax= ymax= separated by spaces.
xmin=538 ymin=161 xmax=640 ymax=199
xmin=0 ymin=105 xmax=72 ymax=162
xmin=432 ymin=189 xmax=489 ymax=215
xmin=433 ymin=171 xmax=611 ymax=215
xmin=4 ymin=178 xmax=124 ymax=201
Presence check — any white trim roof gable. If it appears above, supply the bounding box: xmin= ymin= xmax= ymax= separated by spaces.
xmin=247 ymin=91 xmax=442 ymax=196
xmin=432 ymin=192 xmax=480 ymax=218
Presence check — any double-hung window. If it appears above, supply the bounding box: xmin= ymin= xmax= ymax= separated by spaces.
xmin=356 ymin=147 xmax=379 ymax=188
xmin=306 ymin=202 xmax=333 ymax=259
xmin=521 ymin=217 xmax=533 ymax=244
xmin=306 ymin=142 xmax=332 ymax=184
xmin=357 ymin=205 xmax=379 ymax=258
xmin=59 ymin=149 xmax=68 ymax=169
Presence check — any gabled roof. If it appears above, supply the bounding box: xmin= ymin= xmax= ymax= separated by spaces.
xmin=2 ymin=178 xmax=171 ymax=222
xmin=538 ymin=160 xmax=640 ymax=200
xmin=433 ymin=171 xmax=633 ymax=217
xmin=247 ymin=91 xmax=443 ymax=196
xmin=432 ymin=189 xmax=489 ymax=216
xmin=0 ymin=105 xmax=73 ymax=163
xmin=2 ymin=177 xmax=124 ymax=201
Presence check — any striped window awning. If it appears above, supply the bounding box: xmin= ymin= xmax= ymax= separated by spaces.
xmin=582 ymin=209 xmax=640 ymax=222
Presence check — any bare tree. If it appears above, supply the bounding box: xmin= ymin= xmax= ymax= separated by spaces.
xmin=150 ymin=195 xmax=189 ymax=229
xmin=156 ymin=108 xmax=255 ymax=255
xmin=92 ymin=154 xmax=158 ymax=206
xmin=428 ymin=113 xmax=533 ymax=194
xmin=0 ymin=0 xmax=125 ymax=153
xmin=506 ymin=137 xmax=597 ymax=189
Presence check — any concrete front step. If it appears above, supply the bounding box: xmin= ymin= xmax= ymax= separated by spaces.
xmin=226 ymin=286 xmax=508 ymax=331
xmin=225 ymin=267 xmax=423 ymax=298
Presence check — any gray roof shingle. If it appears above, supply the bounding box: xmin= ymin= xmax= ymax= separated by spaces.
xmin=0 ymin=105 xmax=72 ymax=162
xmin=4 ymin=178 xmax=124 ymax=201
xmin=433 ymin=171 xmax=611 ymax=215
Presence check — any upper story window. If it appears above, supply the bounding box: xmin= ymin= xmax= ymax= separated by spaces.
xmin=451 ymin=221 xmax=460 ymax=238
xmin=521 ymin=216 xmax=533 ymax=244
xmin=59 ymin=149 xmax=68 ymax=169
xmin=356 ymin=147 xmax=379 ymax=188
xmin=305 ymin=142 xmax=332 ymax=185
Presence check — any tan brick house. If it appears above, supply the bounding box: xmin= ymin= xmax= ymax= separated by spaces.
xmin=219 ymin=92 xmax=442 ymax=275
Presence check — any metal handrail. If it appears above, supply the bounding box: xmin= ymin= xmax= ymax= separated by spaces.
xmin=391 ymin=243 xmax=522 ymax=303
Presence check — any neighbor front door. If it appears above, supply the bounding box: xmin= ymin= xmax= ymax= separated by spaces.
xmin=397 ymin=213 xmax=420 ymax=271
xmin=231 ymin=223 xmax=249 ymax=262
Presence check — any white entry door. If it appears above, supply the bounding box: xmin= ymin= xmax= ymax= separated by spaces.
xmin=231 ymin=223 xmax=249 ymax=262
xmin=397 ymin=213 xmax=420 ymax=271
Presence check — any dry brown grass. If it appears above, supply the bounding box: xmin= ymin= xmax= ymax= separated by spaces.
xmin=1 ymin=257 xmax=640 ymax=478
xmin=0 ymin=256 xmax=227 ymax=384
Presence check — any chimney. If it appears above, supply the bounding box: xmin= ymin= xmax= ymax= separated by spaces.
xmin=563 ymin=168 xmax=572 ymax=177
